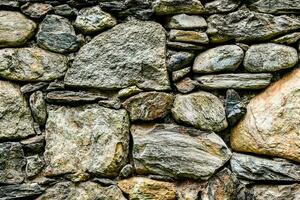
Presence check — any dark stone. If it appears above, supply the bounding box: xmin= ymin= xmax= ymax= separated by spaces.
xmin=225 ymin=89 xmax=246 ymax=126
xmin=20 ymin=135 xmax=45 ymax=155
xmin=20 ymin=82 xmax=49 ymax=95
xmin=21 ymin=3 xmax=53 ymax=19
xmin=0 ymin=183 xmax=44 ymax=200
xmin=168 ymin=51 xmax=194 ymax=71
xmin=54 ymin=4 xmax=78 ymax=17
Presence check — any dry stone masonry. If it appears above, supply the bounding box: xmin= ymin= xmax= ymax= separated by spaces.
xmin=0 ymin=0 xmax=299 ymax=199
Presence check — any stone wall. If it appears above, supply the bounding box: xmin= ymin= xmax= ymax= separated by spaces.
xmin=0 ymin=0 xmax=300 ymax=199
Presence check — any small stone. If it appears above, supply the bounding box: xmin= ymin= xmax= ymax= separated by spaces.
xmin=33 ymin=123 xmax=43 ymax=135
xmin=98 ymin=98 xmax=122 ymax=109
xmin=167 ymin=41 xmax=206 ymax=51
xmin=272 ymin=32 xmax=300 ymax=44
xmin=169 ymin=30 xmax=209 ymax=44
xmin=166 ymin=14 xmax=207 ymax=30
xmin=168 ymin=51 xmax=194 ymax=71
xmin=0 ymin=183 xmax=45 ymax=200
xmin=21 ymin=3 xmax=53 ymax=19
xmin=231 ymin=153 xmax=300 ymax=182
xmin=132 ymin=124 xmax=231 ymax=180
xmin=205 ymin=0 xmax=241 ymax=14
xmin=225 ymin=89 xmax=246 ymax=126
xmin=172 ymin=91 xmax=228 ymax=131
xmin=21 ymin=82 xmax=49 ymax=95
xmin=46 ymin=91 xmax=107 ymax=104
xmin=195 ymin=73 xmax=272 ymax=90
xmin=117 ymin=86 xmax=142 ymax=99
xmin=172 ymin=67 xmax=190 ymax=82
xmin=37 ymin=181 xmax=126 ymax=200
xmin=175 ymin=77 xmax=199 ymax=94
xmin=46 ymin=81 xmax=65 ymax=91
xmin=30 ymin=91 xmax=47 ymax=126
xmin=193 ymin=45 xmax=244 ymax=73
xmin=74 ymin=6 xmax=117 ymax=34
xmin=37 ymin=14 xmax=79 ymax=53
xmin=248 ymin=0 xmax=300 ymax=14
xmin=20 ymin=135 xmax=45 ymax=155
xmin=0 ymin=81 xmax=35 ymax=141
xmin=0 ymin=0 xmax=19 ymax=8
xmin=0 ymin=142 xmax=26 ymax=184
xmin=153 ymin=0 xmax=205 ymax=15
xmin=0 ymin=11 xmax=36 ymax=47
xmin=119 ymin=164 xmax=134 ymax=178
xmin=54 ymin=4 xmax=78 ymax=17
xmin=118 ymin=177 xmax=176 ymax=200
xmin=92 ymin=178 xmax=116 ymax=186
xmin=250 ymin=184 xmax=300 ymax=200
xmin=26 ymin=155 xmax=45 ymax=178
xmin=99 ymin=1 xmax=127 ymax=12
xmin=0 ymin=48 xmax=68 ymax=82
xmin=176 ymin=181 xmax=206 ymax=200
xmin=244 ymin=43 xmax=298 ymax=72
xmin=122 ymin=92 xmax=174 ymax=121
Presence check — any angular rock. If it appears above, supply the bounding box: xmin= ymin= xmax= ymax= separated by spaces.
xmin=231 ymin=68 xmax=300 ymax=162
xmin=21 ymin=3 xmax=53 ymax=19
xmin=250 ymin=184 xmax=300 ymax=200
xmin=168 ymin=51 xmax=194 ymax=71
xmin=117 ymin=86 xmax=142 ymax=99
xmin=248 ymin=0 xmax=300 ymax=14
xmin=207 ymin=8 xmax=300 ymax=43
xmin=0 ymin=142 xmax=26 ymax=184
xmin=21 ymin=82 xmax=49 ymax=95
xmin=46 ymin=81 xmax=65 ymax=91
xmin=26 ymin=155 xmax=45 ymax=178
xmin=46 ymin=91 xmax=107 ymax=104
xmin=45 ymin=105 xmax=130 ymax=179
xmin=169 ymin=30 xmax=209 ymax=44
xmin=172 ymin=67 xmax=190 ymax=82
xmin=98 ymin=98 xmax=122 ymax=110
xmin=0 ymin=81 xmax=35 ymax=141
xmin=225 ymin=89 xmax=246 ymax=126
xmin=65 ymin=20 xmax=170 ymax=91
xmin=193 ymin=45 xmax=244 ymax=73
xmin=0 ymin=48 xmax=68 ymax=81
xmin=244 ymin=43 xmax=298 ymax=72
xmin=231 ymin=153 xmax=300 ymax=182
xmin=166 ymin=14 xmax=207 ymax=30
xmin=20 ymin=135 xmax=45 ymax=155
xmin=175 ymin=77 xmax=199 ymax=94
xmin=205 ymin=0 xmax=241 ymax=14
xmin=0 ymin=0 xmax=19 ymax=8
xmin=172 ymin=92 xmax=228 ymax=131
xmin=167 ymin=41 xmax=206 ymax=51
xmin=0 ymin=183 xmax=45 ymax=200
xmin=176 ymin=181 xmax=206 ymax=200
xmin=37 ymin=181 xmax=126 ymax=200
xmin=0 ymin=11 xmax=36 ymax=47
xmin=30 ymin=91 xmax=47 ymax=126
xmin=153 ymin=0 xmax=205 ymax=15
xmin=195 ymin=73 xmax=272 ymax=90
xmin=272 ymin=32 xmax=300 ymax=44
xmin=74 ymin=6 xmax=117 ymax=34
xmin=118 ymin=177 xmax=176 ymax=200
xmin=119 ymin=164 xmax=134 ymax=178
xmin=122 ymin=92 xmax=174 ymax=121
xmin=54 ymin=4 xmax=78 ymax=17
xmin=37 ymin=14 xmax=78 ymax=53
xmin=132 ymin=124 xmax=232 ymax=180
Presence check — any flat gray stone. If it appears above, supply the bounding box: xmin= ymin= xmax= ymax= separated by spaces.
xmin=21 ymin=3 xmax=53 ymax=19
xmin=167 ymin=41 xmax=206 ymax=51
xmin=46 ymin=91 xmax=107 ymax=104
xmin=169 ymin=30 xmax=209 ymax=44
xmin=248 ymin=0 xmax=300 ymax=14
xmin=271 ymin=32 xmax=300 ymax=44
xmin=29 ymin=91 xmax=47 ymax=126
xmin=205 ymin=0 xmax=241 ymax=14
xmin=0 ymin=183 xmax=44 ymax=200
xmin=166 ymin=14 xmax=207 ymax=30
xmin=65 ymin=20 xmax=170 ymax=91
xmin=132 ymin=124 xmax=231 ymax=180
xmin=168 ymin=51 xmax=194 ymax=71
xmin=26 ymin=155 xmax=45 ymax=178
xmin=153 ymin=0 xmax=205 ymax=15
xmin=250 ymin=184 xmax=300 ymax=200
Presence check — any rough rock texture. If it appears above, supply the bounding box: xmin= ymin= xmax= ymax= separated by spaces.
xmin=44 ymin=105 xmax=129 ymax=179
xmin=250 ymin=184 xmax=300 ymax=200
xmin=244 ymin=43 xmax=298 ymax=72
xmin=0 ymin=183 xmax=45 ymax=200
xmin=231 ymin=68 xmax=300 ymax=162
xmin=172 ymin=92 xmax=228 ymax=131
xmin=167 ymin=41 xmax=206 ymax=51
xmin=21 ymin=3 xmax=53 ymax=19
xmin=122 ymin=92 xmax=174 ymax=121
xmin=225 ymin=89 xmax=246 ymax=126
xmin=207 ymin=8 xmax=300 ymax=43
xmin=118 ymin=177 xmax=176 ymax=200
xmin=176 ymin=181 xmax=206 ymax=200
xmin=26 ymin=155 xmax=45 ymax=178
xmin=169 ymin=30 xmax=209 ymax=44
xmin=195 ymin=73 xmax=272 ymax=89
xmin=193 ymin=45 xmax=244 ymax=73
xmin=0 ymin=81 xmax=35 ymax=141
xmin=231 ymin=153 xmax=300 ymax=182
xmin=29 ymin=91 xmax=47 ymax=126
xmin=117 ymin=86 xmax=142 ymax=99
xmin=248 ymin=0 xmax=300 ymax=14
xmin=0 ymin=11 xmax=36 ymax=47
xmin=0 ymin=48 xmax=68 ymax=82
xmin=153 ymin=0 xmax=205 ymax=15
xmin=37 ymin=15 xmax=78 ymax=53
xmin=132 ymin=124 xmax=232 ymax=180
xmin=168 ymin=51 xmax=194 ymax=71
xmin=20 ymin=135 xmax=45 ymax=155
xmin=74 ymin=6 xmax=117 ymax=34
xmin=205 ymin=0 xmax=241 ymax=14
xmin=65 ymin=20 xmax=170 ymax=90
xmin=46 ymin=91 xmax=107 ymax=104
xmin=271 ymin=32 xmax=300 ymax=44
xmin=175 ymin=77 xmax=199 ymax=93
xmin=172 ymin=67 xmax=190 ymax=81
xmin=166 ymin=14 xmax=207 ymax=30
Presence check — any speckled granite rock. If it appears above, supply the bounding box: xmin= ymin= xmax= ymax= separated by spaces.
xmin=248 ymin=0 xmax=300 ymax=14
xmin=153 ymin=0 xmax=205 ymax=15
xmin=166 ymin=14 xmax=207 ymax=30
xmin=0 ymin=183 xmax=45 ymax=200
xmin=249 ymin=184 xmax=300 ymax=200
xmin=21 ymin=3 xmax=53 ymax=19
xmin=29 ymin=91 xmax=47 ymax=126
xmin=169 ymin=30 xmax=209 ymax=44
xmin=205 ymin=0 xmax=241 ymax=14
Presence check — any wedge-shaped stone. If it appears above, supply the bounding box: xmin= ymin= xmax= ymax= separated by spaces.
xmin=65 ymin=20 xmax=170 ymax=90
xmin=0 ymin=183 xmax=44 ymax=200
xmin=231 ymin=68 xmax=300 ymax=162
xmin=0 ymin=11 xmax=36 ymax=47
xmin=248 ymin=0 xmax=300 ymax=14
xmin=205 ymin=0 xmax=241 ymax=14
xmin=153 ymin=0 xmax=205 ymax=15
xmin=44 ymin=105 xmax=129 ymax=179
xmin=195 ymin=73 xmax=272 ymax=89
xmin=0 ymin=81 xmax=35 ymax=141
xmin=132 ymin=124 xmax=231 ymax=180
xmin=249 ymin=184 xmax=300 ymax=200
xmin=0 ymin=48 xmax=68 ymax=81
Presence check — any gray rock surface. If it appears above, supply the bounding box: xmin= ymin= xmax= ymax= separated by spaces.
xmin=20 ymin=135 xmax=45 ymax=155
xmin=271 ymin=32 xmax=300 ymax=44
xmin=74 ymin=6 xmax=117 ymax=34
xmin=0 ymin=183 xmax=45 ymax=200
xmin=0 ymin=48 xmax=68 ymax=81
xmin=44 ymin=105 xmax=129 ymax=179
xmin=21 ymin=82 xmax=49 ymax=95
xmin=21 ymin=3 xmax=53 ymax=19
xmin=117 ymin=86 xmax=142 ymax=99
xmin=207 ymin=8 xmax=300 ymax=43
xmin=0 ymin=0 xmax=19 ymax=8
xmin=231 ymin=153 xmax=300 ymax=182
xmin=205 ymin=0 xmax=241 ymax=14
xmin=248 ymin=0 xmax=300 ymax=14
xmin=250 ymin=184 xmax=300 ymax=200
xmin=132 ymin=124 xmax=232 ymax=180
xmin=168 ymin=51 xmax=194 ymax=71
xmin=169 ymin=30 xmax=209 ymax=44
xmin=26 ymin=155 xmax=45 ymax=178
xmin=167 ymin=41 xmax=206 ymax=51
xmin=65 ymin=20 xmax=170 ymax=90
xmin=54 ymin=4 xmax=78 ymax=17
xmin=37 ymin=14 xmax=78 ymax=53
xmin=0 ymin=142 xmax=26 ymax=184
xmin=172 ymin=91 xmax=228 ymax=131
xmin=225 ymin=89 xmax=246 ymax=126
xmin=46 ymin=91 xmax=107 ymax=104
xmin=166 ymin=14 xmax=207 ymax=30
xmin=175 ymin=77 xmax=199 ymax=94
xmin=193 ymin=45 xmax=244 ymax=73
xmin=122 ymin=92 xmax=174 ymax=121
xmin=153 ymin=0 xmax=205 ymax=15
xmin=172 ymin=67 xmax=190 ymax=81
xmin=30 ymin=91 xmax=47 ymax=126
xmin=195 ymin=73 xmax=272 ymax=89
xmin=244 ymin=43 xmax=298 ymax=72
xmin=0 ymin=81 xmax=35 ymax=141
